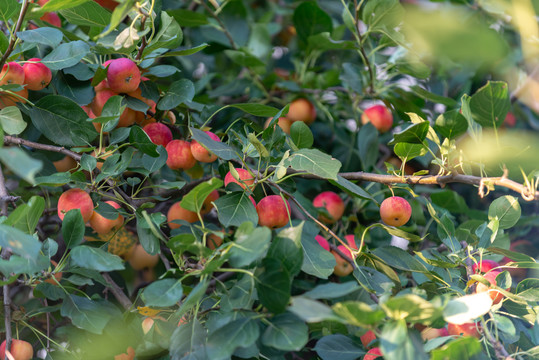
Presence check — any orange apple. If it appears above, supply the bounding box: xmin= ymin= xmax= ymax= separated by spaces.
xmin=190 ymin=131 xmax=221 ymax=163
xmin=331 ymin=245 xmax=354 ymax=276
xmin=200 ymin=190 xmax=219 ymax=215
xmin=128 ymin=244 xmax=159 ymax=270
xmin=447 ymin=322 xmax=481 ymax=338
xmin=0 ymin=339 xmax=33 ymax=360
xmin=167 ymin=201 xmax=199 ymax=230
xmin=114 ymin=346 xmax=135 ymax=360
xmin=0 ymin=62 xmax=24 ymax=85
xmin=264 ymin=116 xmax=292 ymax=134
xmin=475 ymin=270 xmax=508 ymax=305
xmin=287 ymin=98 xmax=316 ymax=125
xmin=379 ymin=196 xmax=412 ymax=227
xmin=89 ymin=201 xmax=124 ymax=235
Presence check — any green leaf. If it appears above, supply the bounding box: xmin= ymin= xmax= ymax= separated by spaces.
xmin=304 ymin=282 xmax=360 ymax=300
xmin=191 ymin=128 xmax=237 ymax=160
xmin=181 ymin=177 xmax=223 ymax=213
xmin=435 ymin=109 xmax=468 ymax=140
xmin=0 ymin=0 xmax=18 ymax=22
xmin=377 ymin=223 xmax=423 ymax=242
xmin=300 ymin=223 xmax=335 ymax=279
xmin=256 ymin=258 xmax=291 ymax=314
xmin=141 ymin=278 xmax=183 ymax=307
xmin=70 ymin=245 xmax=125 ymax=272
xmin=488 ymin=247 xmax=535 ymax=263
xmin=380 ymin=319 xmax=428 ymax=360
xmin=37 ymin=0 xmax=88 ymax=13
xmin=215 ymin=192 xmax=258 ymax=227
xmin=372 ymin=246 xmax=428 ymax=273
xmin=129 ymin=126 xmax=159 ymax=157
xmin=382 ymin=294 xmax=442 ymax=323
xmin=0 ymin=224 xmax=42 ymax=260
xmin=60 ymin=294 xmax=112 ymax=334
xmin=293 ymin=1 xmax=332 ymax=46
xmin=0 ymin=147 xmax=42 ymax=184
xmin=206 ymin=317 xmax=260 ymax=360
xmin=410 ymin=85 xmax=458 ymax=107
xmin=224 ymin=49 xmax=265 ymax=68
xmin=284 ymin=149 xmax=341 ymax=181
xmin=169 ymin=319 xmax=207 ymax=359
xmin=62 ymin=209 xmax=85 ymax=249
xmin=227 ymin=103 xmax=279 ymax=117
xmin=470 ymin=81 xmax=510 ymax=128
xmin=16 ymin=27 xmax=63 ymax=47
xmin=157 ymin=79 xmax=195 ymax=110
xmin=388 ymin=122 xmax=429 ymax=145
xmin=136 ymin=212 xmax=161 ymax=255
xmin=34 ymin=172 xmax=71 ymax=186
xmin=363 ymin=0 xmax=404 ymax=31
xmin=430 ymin=336 xmax=482 ymax=360
xmin=262 ymin=313 xmax=308 ymax=351
xmin=307 ymin=32 xmax=356 ymax=51
xmin=268 ymin=224 xmax=304 ymax=277
xmin=332 ymin=301 xmax=386 ymax=327
xmin=288 ymin=296 xmax=344 ymax=323
xmin=4 ymin=196 xmax=44 ymax=234
xmin=394 ymin=143 xmax=427 ymax=161
xmin=314 ymin=334 xmax=365 ymax=360
xmin=358 ymin=123 xmax=378 ymax=170
xmin=331 ymin=175 xmax=376 ymax=202
xmin=488 ymin=195 xmax=521 ymax=230
xmin=59 ymin=1 xmax=111 ymax=28
xmin=290 ymin=121 xmax=314 ymax=149
xmin=41 ymin=40 xmax=90 ymax=70
xmin=229 ymin=223 xmax=271 ymax=268
xmin=144 ymin=12 xmax=183 ymax=55
xmin=29 ymin=95 xmax=98 ymax=146
xmin=159 ymin=43 xmax=209 ymax=57
xmin=168 ymin=9 xmax=208 ymax=27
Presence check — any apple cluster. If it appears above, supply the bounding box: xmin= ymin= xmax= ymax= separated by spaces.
xmin=264 ymin=98 xmax=317 ymax=134
xmin=0 ymin=59 xmax=52 ymax=108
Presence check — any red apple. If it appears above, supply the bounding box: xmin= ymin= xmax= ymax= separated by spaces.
xmin=0 ymin=62 xmax=24 ymax=86
xmin=167 ymin=201 xmax=199 ymax=229
xmin=143 ymin=122 xmax=173 ymax=147
xmin=89 ymin=201 xmax=124 ymax=235
xmin=315 ymin=235 xmax=330 ymax=251
xmin=331 ymin=245 xmax=354 ymax=277
xmin=379 ymin=196 xmax=412 ymax=227
xmin=256 ymin=195 xmax=291 ymax=229
xmin=312 ymin=191 xmax=345 ymax=224
xmin=165 ymin=140 xmax=197 ymax=170
xmin=447 ymin=322 xmax=481 ymax=338
xmin=504 ymin=112 xmax=516 ymax=127
xmin=421 ymin=327 xmax=449 ymax=341
xmin=364 ymin=347 xmax=383 ymax=360
xmin=40 ymin=12 xmax=61 ymax=27
xmin=475 ymin=270 xmax=509 ymax=305
xmin=361 ymin=104 xmax=393 ymax=133
xmin=344 ymin=234 xmax=359 ymax=250
xmin=94 ymin=0 xmax=119 ymax=11
xmin=107 ymin=58 xmax=141 ymax=93
xmin=200 ymin=190 xmax=219 ymax=215
xmin=57 ymin=188 xmax=94 ymax=222
xmin=190 ymin=131 xmax=220 ymax=163
xmin=224 ymin=168 xmax=255 ymax=190
xmin=287 ymin=98 xmax=316 ymax=125
xmin=0 ymin=339 xmax=33 ymax=360
xmin=472 ymin=259 xmax=499 ymax=274
xmin=23 ymin=58 xmax=52 ymax=90
xmin=360 ymin=330 xmax=376 ymax=348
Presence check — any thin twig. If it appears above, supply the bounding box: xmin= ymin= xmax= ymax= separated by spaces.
xmin=0 ymin=165 xmax=12 ymax=353
xmin=102 ymin=272 xmax=133 ymax=310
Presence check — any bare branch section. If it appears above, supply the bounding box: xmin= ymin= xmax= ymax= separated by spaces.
xmin=102 ymin=272 xmax=133 ymax=310
xmin=0 ymin=165 xmax=12 ymax=352
xmin=0 ymin=0 xmax=31 ymax=70
xmin=5 ymin=135 xmax=538 ymax=202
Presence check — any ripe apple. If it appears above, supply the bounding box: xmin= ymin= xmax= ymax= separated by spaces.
xmin=331 ymin=245 xmax=354 ymax=277
xmin=344 ymin=234 xmax=359 ymax=251
xmin=447 ymin=322 xmax=481 ymax=338
xmin=361 ymin=104 xmax=393 ymax=133
xmin=0 ymin=62 xmax=25 ymax=85
xmin=114 ymin=346 xmax=135 ymax=360
xmin=472 ymin=259 xmax=499 ymax=274
xmin=128 ymin=244 xmax=159 ymax=270
xmin=165 ymin=140 xmax=197 ymax=170
xmin=91 ymin=89 xmax=136 ymax=129
xmin=143 ymin=122 xmax=173 ymax=147
xmin=421 ymin=327 xmax=449 ymax=341
xmin=224 ymin=168 xmax=255 ymax=190
xmin=23 ymin=58 xmax=52 ymax=90
xmin=40 ymin=11 xmax=61 ymax=27
xmin=379 ymin=196 xmax=412 ymax=227
xmin=0 ymin=339 xmax=33 ymax=360
xmin=53 ymin=155 xmax=78 ymax=173
xmin=364 ymin=347 xmax=382 ymax=360
xmin=107 ymin=58 xmax=141 ymax=93
xmin=89 ymin=201 xmax=124 ymax=235
xmin=264 ymin=116 xmax=292 ymax=134
xmin=94 ymin=0 xmax=119 ymax=11
xmin=167 ymin=201 xmax=199 ymax=229
xmin=190 ymin=131 xmax=221 ymax=163
xmin=57 ymin=188 xmax=94 ymax=222
xmin=503 ymin=112 xmax=516 ymax=127
xmin=0 ymin=88 xmax=28 ymax=109
xmin=475 ymin=270 xmax=508 ymax=305
xmin=256 ymin=195 xmax=291 ymax=229
xmin=287 ymin=98 xmax=316 ymax=125
xmin=200 ymin=190 xmax=219 ymax=215
xmin=315 ymin=235 xmax=330 ymax=251
xmin=207 ymin=232 xmax=224 ymax=250
xmin=312 ymin=191 xmax=345 ymax=224
xmin=360 ymin=330 xmax=376 ymax=348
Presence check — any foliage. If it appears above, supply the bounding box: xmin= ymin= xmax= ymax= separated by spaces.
xmin=0 ymin=0 xmax=538 ymax=359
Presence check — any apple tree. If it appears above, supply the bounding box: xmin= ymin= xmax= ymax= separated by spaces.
xmin=0 ymin=0 xmax=538 ymax=359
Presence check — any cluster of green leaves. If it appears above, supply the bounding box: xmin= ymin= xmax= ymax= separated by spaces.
xmin=0 ymin=0 xmax=538 ymax=360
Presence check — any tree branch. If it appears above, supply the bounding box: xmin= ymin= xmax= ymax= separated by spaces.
xmin=0 ymin=0 xmax=30 ymax=70
xmin=0 ymin=165 xmax=12 ymax=353
xmin=102 ymin=272 xmax=133 ymax=310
